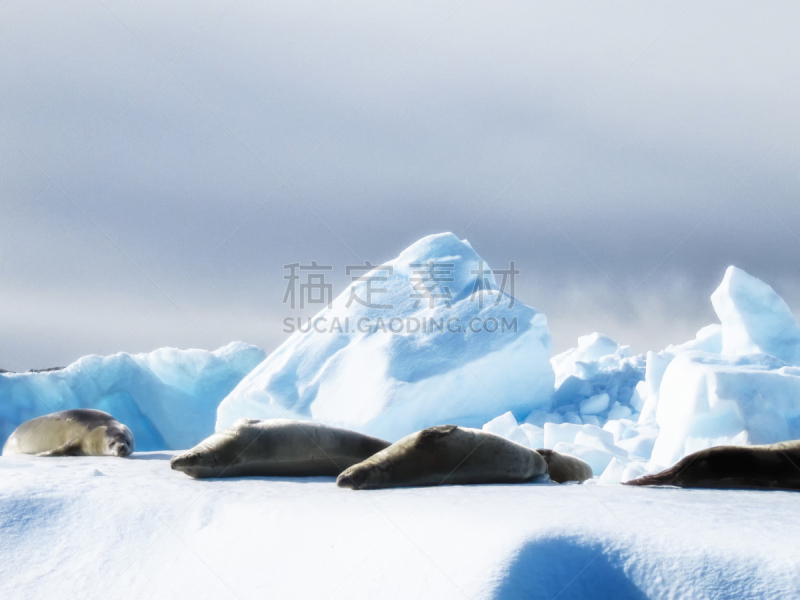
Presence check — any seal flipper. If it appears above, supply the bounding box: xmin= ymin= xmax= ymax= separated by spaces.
xmin=35 ymin=439 xmax=83 ymax=457
xmin=623 ymin=472 xmax=675 ymax=486
xmin=623 ymin=462 xmax=683 ymax=486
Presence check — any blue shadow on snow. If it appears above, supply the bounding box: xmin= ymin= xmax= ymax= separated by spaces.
xmin=493 ymin=536 xmax=646 ymax=600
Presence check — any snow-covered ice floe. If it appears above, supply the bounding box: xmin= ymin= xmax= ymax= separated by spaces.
xmin=217 ymin=232 xmax=555 ymax=441
xmin=0 ymin=454 xmax=798 ymax=600
xmin=0 ymin=343 xmax=265 ymax=451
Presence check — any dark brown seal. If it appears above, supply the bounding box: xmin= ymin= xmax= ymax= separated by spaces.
xmin=624 ymin=440 xmax=800 ymax=490
xmin=337 ymin=425 xmax=549 ymax=490
xmin=535 ymin=448 xmax=593 ymax=483
xmin=170 ymin=418 xmax=390 ymax=478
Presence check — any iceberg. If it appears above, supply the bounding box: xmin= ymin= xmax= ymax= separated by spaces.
xmin=483 ymin=411 xmax=545 ymax=447
xmin=711 ymin=266 xmax=800 ymax=364
xmin=486 ymin=266 xmax=800 ymax=483
xmin=217 ymin=233 xmax=555 ymax=441
xmin=634 ymin=325 xmax=723 ymax=427
xmin=650 ymin=266 xmax=800 ymax=467
xmin=650 ymin=352 xmax=800 ymax=467
xmin=482 ymin=334 xmax=657 ymax=479
xmin=549 ymin=332 xmax=646 ymax=424
xmin=543 ymin=422 xmax=614 ymax=448
xmin=580 ymin=392 xmax=610 ymax=415
xmin=0 ymin=342 xmax=266 ymax=451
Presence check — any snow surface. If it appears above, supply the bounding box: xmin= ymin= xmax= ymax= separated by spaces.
xmin=217 ymin=233 xmax=554 ymax=441
xmin=1 ymin=453 xmax=798 ymax=600
xmin=0 ymin=343 xmax=266 ymax=451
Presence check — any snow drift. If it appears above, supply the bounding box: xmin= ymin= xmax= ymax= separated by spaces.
xmin=0 ymin=342 xmax=265 ymax=451
xmin=217 ymin=233 xmax=554 ymax=441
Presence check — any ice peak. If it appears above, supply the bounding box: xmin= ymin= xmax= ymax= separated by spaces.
xmin=394 ymin=232 xmax=473 ymax=262
xmin=391 ymin=232 xmax=495 ymax=295
xmin=711 ymin=265 xmax=800 ymax=364
xmin=217 ymin=234 xmax=554 ymax=441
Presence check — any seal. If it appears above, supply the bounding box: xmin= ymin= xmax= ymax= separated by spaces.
xmin=624 ymin=440 xmax=800 ymax=489
xmin=535 ymin=448 xmax=593 ymax=483
xmin=2 ymin=409 xmax=134 ymax=457
xmin=169 ymin=418 xmax=391 ymax=478
xmin=337 ymin=425 xmax=549 ymax=489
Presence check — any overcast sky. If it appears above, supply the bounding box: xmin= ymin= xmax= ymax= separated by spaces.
xmin=1 ymin=0 xmax=799 ymax=370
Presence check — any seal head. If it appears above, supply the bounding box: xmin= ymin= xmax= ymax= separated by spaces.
xmin=535 ymin=449 xmax=593 ymax=483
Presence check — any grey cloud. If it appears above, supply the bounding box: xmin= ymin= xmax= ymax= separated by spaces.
xmin=0 ymin=0 xmax=799 ymax=369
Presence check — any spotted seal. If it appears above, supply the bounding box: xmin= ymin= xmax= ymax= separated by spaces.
xmin=2 ymin=409 xmax=134 ymax=457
